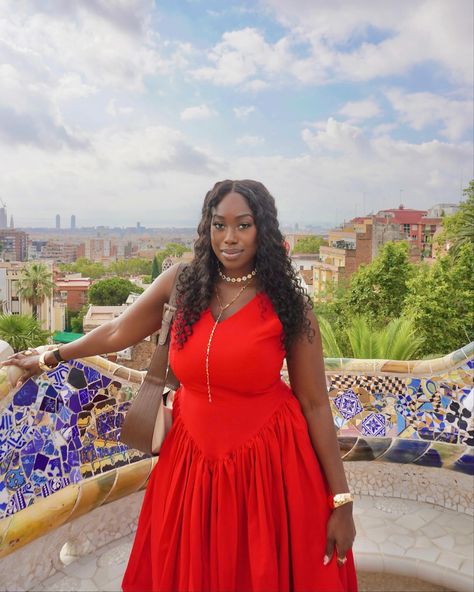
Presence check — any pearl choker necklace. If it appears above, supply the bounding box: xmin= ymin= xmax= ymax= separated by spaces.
xmin=218 ymin=268 xmax=257 ymax=283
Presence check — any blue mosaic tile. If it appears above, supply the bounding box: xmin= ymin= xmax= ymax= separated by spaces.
xmin=13 ymin=380 xmax=38 ymax=407
xmin=451 ymin=452 xmax=474 ymax=475
xmin=413 ymin=447 xmax=443 ymax=468
xmin=334 ymin=389 xmax=363 ymax=419
xmin=46 ymin=457 xmax=62 ymax=477
xmin=361 ymin=413 xmax=386 ymax=436
xmin=380 ymin=439 xmax=431 ymax=463
xmin=33 ymin=453 xmax=49 ymax=471
xmin=21 ymin=454 xmax=35 ymax=478
xmin=47 ymin=365 xmax=69 ymax=387
xmin=0 ymin=412 xmax=13 ymax=433
xmin=79 ymin=389 xmax=91 ymax=406
xmin=5 ymin=467 xmax=27 ymax=490
xmin=40 ymin=397 xmax=56 ymax=414
xmin=84 ymin=366 xmax=101 ymax=384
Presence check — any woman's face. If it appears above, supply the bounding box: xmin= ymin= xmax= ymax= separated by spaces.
xmin=210 ymin=191 xmax=258 ymax=277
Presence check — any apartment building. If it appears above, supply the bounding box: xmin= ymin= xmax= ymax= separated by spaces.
xmin=0 ymin=261 xmax=65 ymax=332
xmin=0 ymin=229 xmax=28 ymax=262
xmin=54 ymin=276 xmax=91 ymax=311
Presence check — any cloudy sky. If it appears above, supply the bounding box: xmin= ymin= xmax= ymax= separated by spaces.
xmin=1 ymin=0 xmax=473 ymax=228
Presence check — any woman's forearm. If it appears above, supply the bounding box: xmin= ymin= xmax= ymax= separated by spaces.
xmin=45 ymin=321 xmax=120 ymax=364
xmin=302 ymin=401 xmax=350 ymax=495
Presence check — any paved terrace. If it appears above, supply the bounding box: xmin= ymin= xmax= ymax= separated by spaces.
xmin=29 ymin=494 xmax=472 ymax=592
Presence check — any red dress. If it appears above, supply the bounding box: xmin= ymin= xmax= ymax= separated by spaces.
xmin=122 ymin=292 xmax=358 ymax=592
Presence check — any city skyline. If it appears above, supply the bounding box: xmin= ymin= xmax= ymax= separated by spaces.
xmin=1 ymin=0 xmax=473 ymax=228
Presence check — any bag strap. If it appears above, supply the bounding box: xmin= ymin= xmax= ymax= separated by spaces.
xmin=142 ymin=263 xmax=185 ymax=387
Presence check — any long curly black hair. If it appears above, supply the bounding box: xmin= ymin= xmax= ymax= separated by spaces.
xmin=174 ymin=179 xmax=314 ymax=356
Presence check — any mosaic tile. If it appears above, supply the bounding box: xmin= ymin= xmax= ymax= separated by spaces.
xmin=380 ymin=439 xmax=431 ymax=464
xmin=12 ymin=381 xmax=38 ymax=408
xmin=333 ymin=389 xmax=363 ymax=419
xmin=84 ymin=366 xmax=101 ymax=384
xmin=451 ymin=452 xmax=474 ymax=475
xmin=361 ymin=412 xmax=386 ymax=436
xmin=67 ymin=367 xmax=87 ymax=390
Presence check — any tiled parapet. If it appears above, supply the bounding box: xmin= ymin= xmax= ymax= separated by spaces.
xmin=324 ymin=342 xmax=473 ymax=474
xmin=0 ymin=343 xmax=472 ymax=558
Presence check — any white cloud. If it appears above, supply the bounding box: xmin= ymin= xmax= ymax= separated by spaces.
xmin=180 ymin=104 xmax=217 ymax=121
xmin=195 ymin=1 xmax=473 ymax=88
xmin=54 ymin=73 xmax=97 ymax=102
xmin=386 ymin=89 xmax=473 ymax=141
xmin=0 ymin=63 xmax=89 ymax=150
xmin=233 ymin=106 xmax=256 ymax=120
xmin=1 ymin=123 xmax=221 ymax=226
xmin=302 ymin=118 xmax=368 ymax=154
xmin=236 ymin=135 xmax=265 ymax=146
xmin=0 ymin=1 xmax=171 ymax=93
xmin=106 ymin=99 xmax=134 ymax=117
xmin=233 ymin=119 xmax=471 ymax=223
xmin=0 ymin=0 xmax=471 ymax=229
xmin=192 ymin=27 xmax=291 ymax=88
xmin=373 ymin=123 xmax=398 ymax=137
xmin=339 ymin=98 xmax=381 ymax=121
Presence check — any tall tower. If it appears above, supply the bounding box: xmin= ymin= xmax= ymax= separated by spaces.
xmin=56 ymin=214 xmax=60 ymax=230
xmin=9 ymin=216 xmax=13 ymax=229
xmin=0 ymin=199 xmax=7 ymax=229
xmin=71 ymin=214 xmax=76 ymax=230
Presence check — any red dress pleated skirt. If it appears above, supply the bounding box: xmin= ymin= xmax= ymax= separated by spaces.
xmin=122 ymin=292 xmax=358 ymax=592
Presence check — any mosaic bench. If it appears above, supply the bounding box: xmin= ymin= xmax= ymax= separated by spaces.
xmin=0 ymin=342 xmax=472 ymax=562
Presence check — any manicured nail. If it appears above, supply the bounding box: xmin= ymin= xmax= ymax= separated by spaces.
xmin=323 ymin=555 xmax=330 ymax=565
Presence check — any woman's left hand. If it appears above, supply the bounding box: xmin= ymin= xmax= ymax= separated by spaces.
xmin=323 ymin=504 xmax=356 ymax=568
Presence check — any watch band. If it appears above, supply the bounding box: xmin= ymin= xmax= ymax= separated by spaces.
xmin=52 ymin=348 xmax=66 ymax=364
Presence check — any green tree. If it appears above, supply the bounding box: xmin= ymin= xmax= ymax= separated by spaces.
xmin=0 ymin=314 xmax=51 ymax=352
xmin=338 ymin=241 xmax=415 ymax=328
xmin=155 ymin=243 xmax=191 ymax=272
xmin=437 ymin=180 xmax=474 ymax=261
xmin=318 ymin=315 xmax=424 ymax=360
xmin=59 ymin=258 xmax=106 ymax=280
xmin=89 ymin=278 xmax=144 ymax=306
xmin=108 ymin=258 xmax=153 ymax=277
xmin=294 ymin=236 xmax=327 ymax=254
xmin=66 ymin=305 xmax=88 ymax=333
xmin=403 ymin=242 xmax=474 ymax=356
xmin=17 ymin=263 xmax=54 ymax=320
xmin=151 ymin=257 xmax=160 ymax=281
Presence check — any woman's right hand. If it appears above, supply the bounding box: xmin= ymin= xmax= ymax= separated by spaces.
xmin=0 ymin=349 xmax=42 ymax=388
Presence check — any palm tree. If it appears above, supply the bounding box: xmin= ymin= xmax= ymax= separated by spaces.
xmin=449 ymin=204 xmax=474 ymax=260
xmin=318 ymin=316 xmax=345 ymax=358
xmin=318 ymin=315 xmax=424 ymax=360
xmin=441 ymin=180 xmax=474 ymax=261
xmin=0 ymin=314 xmax=51 ymax=352
xmin=17 ymin=263 xmax=54 ymax=320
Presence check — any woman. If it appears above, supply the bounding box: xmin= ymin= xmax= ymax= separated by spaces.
xmin=4 ymin=180 xmax=357 ymax=592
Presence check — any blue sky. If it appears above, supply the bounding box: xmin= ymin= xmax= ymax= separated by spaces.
xmin=1 ymin=0 xmax=472 ymax=228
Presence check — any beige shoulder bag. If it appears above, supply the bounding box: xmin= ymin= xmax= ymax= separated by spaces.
xmin=119 ymin=264 xmax=184 ymax=455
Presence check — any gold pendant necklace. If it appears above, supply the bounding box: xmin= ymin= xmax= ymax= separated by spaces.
xmin=205 ymin=281 xmax=253 ymax=403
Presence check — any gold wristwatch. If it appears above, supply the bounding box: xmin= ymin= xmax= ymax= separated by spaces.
xmin=328 ymin=492 xmax=353 ymax=509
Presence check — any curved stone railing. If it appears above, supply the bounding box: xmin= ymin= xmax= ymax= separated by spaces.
xmin=0 ymin=343 xmax=472 ymax=562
